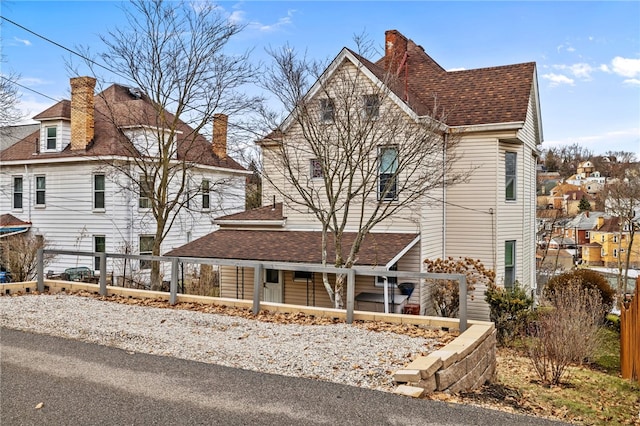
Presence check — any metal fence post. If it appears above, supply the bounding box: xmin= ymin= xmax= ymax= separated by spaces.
xmin=99 ymin=252 xmax=107 ymax=296
xmin=253 ymin=263 xmax=263 ymax=315
xmin=37 ymin=249 xmax=44 ymax=292
xmin=459 ymin=275 xmax=467 ymax=332
xmin=346 ymin=270 xmax=355 ymax=324
xmin=169 ymin=258 xmax=178 ymax=305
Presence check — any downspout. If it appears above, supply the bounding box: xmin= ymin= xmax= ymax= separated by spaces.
xmin=24 ymin=164 xmax=31 ymax=222
xmin=442 ymin=132 xmax=447 ymax=259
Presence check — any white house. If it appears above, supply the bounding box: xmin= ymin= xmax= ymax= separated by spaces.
xmin=168 ymin=30 xmax=543 ymax=319
xmin=0 ymin=77 xmax=248 ymax=282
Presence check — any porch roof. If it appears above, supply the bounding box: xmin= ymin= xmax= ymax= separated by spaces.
xmin=166 ymin=230 xmax=420 ymax=268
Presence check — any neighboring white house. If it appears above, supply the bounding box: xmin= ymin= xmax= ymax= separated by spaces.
xmin=0 ymin=77 xmax=248 ymax=281
xmin=168 ymin=30 xmax=542 ymax=320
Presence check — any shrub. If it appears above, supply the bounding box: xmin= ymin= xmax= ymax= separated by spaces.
xmin=424 ymin=257 xmax=494 ymax=318
xmin=545 ymin=269 xmax=614 ymax=316
xmin=485 ymin=281 xmax=534 ymax=345
xmin=526 ymin=282 xmax=604 ymax=385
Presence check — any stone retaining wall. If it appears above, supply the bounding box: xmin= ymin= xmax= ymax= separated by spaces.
xmin=393 ymin=323 xmax=496 ymax=396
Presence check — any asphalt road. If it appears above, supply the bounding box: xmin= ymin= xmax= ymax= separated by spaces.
xmin=1 ymin=328 xmax=568 ymax=426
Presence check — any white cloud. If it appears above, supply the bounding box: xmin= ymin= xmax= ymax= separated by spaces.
xmin=542 ymin=128 xmax=640 ymax=158
xmin=542 ymin=73 xmax=574 ymax=87
xmin=623 ymin=78 xmax=640 ymax=86
xmin=553 ymin=63 xmax=593 ymax=80
xmin=251 ymin=9 xmax=296 ymax=33
xmin=228 ymin=10 xmax=245 ymax=25
xmin=13 ymin=37 xmax=31 ymax=46
xmin=609 ymin=56 xmax=640 ymax=78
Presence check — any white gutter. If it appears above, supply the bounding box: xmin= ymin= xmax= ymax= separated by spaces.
xmin=385 ymin=235 xmax=421 ymax=269
xmin=450 ymin=121 xmax=524 ymax=133
xmin=213 ymin=220 xmax=286 ymax=227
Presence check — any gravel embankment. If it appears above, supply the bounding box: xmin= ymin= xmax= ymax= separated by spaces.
xmin=0 ymin=294 xmax=444 ymax=391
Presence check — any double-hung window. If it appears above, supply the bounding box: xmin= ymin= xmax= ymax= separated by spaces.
xmin=378 ymin=146 xmax=398 ymax=201
xmin=46 ymin=126 xmax=57 ymax=150
xmin=504 ymin=240 xmax=516 ymax=288
xmin=13 ymin=177 xmax=23 ymax=209
xmin=139 ymin=235 xmax=155 ymax=270
xmin=320 ymin=98 xmax=334 ymax=123
xmin=94 ymin=236 xmax=106 ymax=271
xmin=363 ymin=94 xmax=380 ymax=119
xmin=310 ymin=159 xmax=323 ymax=179
xmin=94 ymin=174 xmax=105 ymax=210
xmin=201 ymin=179 xmax=210 ymax=210
xmin=139 ymin=175 xmax=152 ymax=209
xmin=505 ymin=152 xmax=517 ymax=201
xmin=35 ymin=176 xmax=46 ymax=206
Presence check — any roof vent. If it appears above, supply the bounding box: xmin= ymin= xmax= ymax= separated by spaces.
xmin=128 ymin=87 xmax=142 ymax=99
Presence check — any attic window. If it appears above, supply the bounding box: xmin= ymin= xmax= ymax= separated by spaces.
xmin=46 ymin=126 xmax=57 ymax=150
xmin=320 ymin=99 xmax=334 ymax=123
xmin=363 ymin=95 xmax=380 ymax=119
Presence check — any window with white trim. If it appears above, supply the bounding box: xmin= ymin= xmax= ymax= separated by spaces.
xmin=363 ymin=94 xmax=380 ymax=119
xmin=94 ymin=174 xmax=105 ymax=210
xmin=505 ymin=152 xmax=516 ymax=201
xmin=378 ymin=146 xmax=398 ymax=201
xmin=505 ymin=240 xmax=516 ymax=288
xmin=139 ymin=175 xmax=152 ymax=209
xmin=201 ymin=179 xmax=210 ymax=210
xmin=94 ymin=235 xmax=106 ymax=271
xmin=46 ymin=126 xmax=57 ymax=150
xmin=35 ymin=176 xmax=46 ymax=206
xmin=310 ymin=159 xmax=323 ymax=179
xmin=613 ymin=248 xmax=618 ymax=258
xmin=13 ymin=176 xmax=23 ymax=209
xmin=139 ymin=235 xmax=155 ymax=270
xmin=293 ymin=271 xmax=313 ymax=281
xmin=320 ymin=98 xmax=334 ymax=122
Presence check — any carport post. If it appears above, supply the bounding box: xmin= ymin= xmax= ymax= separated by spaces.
xmin=169 ymin=258 xmax=178 ymax=305
xmin=99 ymin=253 xmax=107 ymax=296
xmin=459 ymin=275 xmax=467 ymax=332
xmin=252 ymin=264 xmax=263 ymax=315
xmin=346 ymin=270 xmax=355 ymax=324
xmin=37 ymin=249 xmax=44 ymax=292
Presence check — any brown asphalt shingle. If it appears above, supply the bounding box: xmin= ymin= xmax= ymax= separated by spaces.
xmin=216 ymin=203 xmax=285 ymax=222
xmin=1 ymin=84 xmax=246 ymax=172
xmin=166 ymin=230 xmax=418 ymax=266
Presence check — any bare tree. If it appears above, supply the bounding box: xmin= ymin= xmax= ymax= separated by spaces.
xmin=0 ymin=234 xmax=54 ymax=282
xmin=602 ymin=174 xmax=640 ymax=299
xmin=81 ymin=0 xmax=259 ymax=289
xmin=258 ymin=42 xmax=467 ymax=308
xmin=0 ymin=59 xmax=23 ymax=127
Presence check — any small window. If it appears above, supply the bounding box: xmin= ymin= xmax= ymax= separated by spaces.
xmin=320 ymin=98 xmax=334 ymax=122
xmin=613 ymin=235 xmax=618 ymax=243
xmin=601 ymin=235 xmax=605 ymax=243
xmin=310 ymin=159 xmax=323 ymax=179
xmin=375 ymin=263 xmax=398 ymax=287
xmin=94 ymin=174 xmax=105 ymax=210
xmin=94 ymin=235 xmax=106 ymax=271
xmin=201 ymin=179 xmax=210 ymax=210
xmin=293 ymin=270 xmax=313 ymax=281
xmin=139 ymin=175 xmax=152 ymax=209
xmin=505 ymin=152 xmax=517 ymax=201
xmin=505 ymin=240 xmax=516 ymax=288
xmin=378 ymin=146 xmax=398 ymax=201
xmin=13 ymin=176 xmax=23 ymax=209
xmin=139 ymin=235 xmax=155 ymax=270
xmin=35 ymin=176 xmax=46 ymax=206
xmin=585 ymin=231 xmax=590 ymax=239
xmin=46 ymin=126 xmax=57 ymax=150
xmin=363 ymin=94 xmax=380 ymax=119
xmin=265 ymin=268 xmax=279 ymax=284
xmin=613 ymin=248 xmax=618 ymax=258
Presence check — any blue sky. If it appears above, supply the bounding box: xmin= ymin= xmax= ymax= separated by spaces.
xmin=2 ymin=1 xmax=639 ymax=158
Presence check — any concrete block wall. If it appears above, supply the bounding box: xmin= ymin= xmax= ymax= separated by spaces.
xmin=393 ymin=323 xmax=496 ymax=396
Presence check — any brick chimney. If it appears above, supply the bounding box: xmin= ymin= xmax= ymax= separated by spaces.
xmin=212 ymin=113 xmax=228 ymax=158
xmin=385 ymin=30 xmax=408 ymax=73
xmin=70 ymin=76 xmax=96 ymax=150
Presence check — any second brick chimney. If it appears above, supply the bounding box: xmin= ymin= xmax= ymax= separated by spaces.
xmin=385 ymin=30 xmax=408 ymax=73
xmin=212 ymin=113 xmax=228 ymax=158
xmin=70 ymin=76 xmax=96 ymax=150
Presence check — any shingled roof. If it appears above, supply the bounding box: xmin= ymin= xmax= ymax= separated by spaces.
xmin=0 ymin=84 xmax=246 ymax=172
xmin=166 ymin=230 xmax=418 ymax=267
xmin=352 ymin=30 xmax=537 ymax=127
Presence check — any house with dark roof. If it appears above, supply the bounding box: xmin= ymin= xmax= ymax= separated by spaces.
xmin=168 ymin=30 xmax=542 ymax=319
xmin=0 ymin=77 xmax=248 ymax=277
